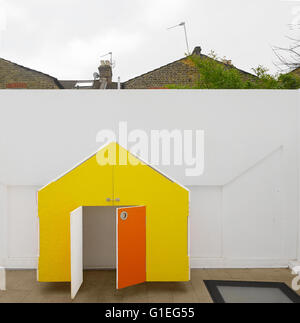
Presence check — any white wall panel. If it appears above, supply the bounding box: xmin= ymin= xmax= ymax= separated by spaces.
xmin=189 ymin=186 xmax=222 ymax=259
xmin=0 ymin=90 xmax=298 ymax=187
xmin=0 ymin=90 xmax=298 ymax=268
xmin=0 ymin=183 xmax=7 ymax=266
xmin=7 ymin=186 xmax=38 ymax=267
xmin=223 ymin=149 xmax=286 ymax=260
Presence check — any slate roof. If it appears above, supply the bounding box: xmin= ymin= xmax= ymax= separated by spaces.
xmin=0 ymin=57 xmax=64 ymax=89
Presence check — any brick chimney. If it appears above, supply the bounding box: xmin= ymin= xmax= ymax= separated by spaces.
xmin=98 ymin=60 xmax=112 ymax=83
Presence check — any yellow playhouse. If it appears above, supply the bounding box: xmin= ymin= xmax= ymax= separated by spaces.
xmin=38 ymin=142 xmax=190 ymax=298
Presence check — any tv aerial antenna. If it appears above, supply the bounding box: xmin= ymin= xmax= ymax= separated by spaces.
xmin=167 ymin=22 xmax=191 ymax=55
xmin=100 ymin=51 xmax=116 ymax=68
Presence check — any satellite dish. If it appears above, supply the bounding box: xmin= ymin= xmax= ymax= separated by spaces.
xmin=93 ymin=72 xmax=100 ymax=80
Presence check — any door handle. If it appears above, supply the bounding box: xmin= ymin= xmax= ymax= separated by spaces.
xmin=120 ymin=211 xmax=128 ymax=220
xmin=107 ymin=198 xmax=120 ymax=202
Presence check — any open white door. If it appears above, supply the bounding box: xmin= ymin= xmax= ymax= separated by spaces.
xmin=70 ymin=206 xmax=83 ymax=299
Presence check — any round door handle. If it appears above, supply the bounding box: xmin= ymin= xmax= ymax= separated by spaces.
xmin=106 ymin=198 xmax=111 ymax=202
xmin=120 ymin=211 xmax=128 ymax=220
xmin=115 ymin=198 xmax=120 ymax=202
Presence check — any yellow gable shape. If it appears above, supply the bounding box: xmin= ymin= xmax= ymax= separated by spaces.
xmin=38 ymin=142 xmax=189 ymax=282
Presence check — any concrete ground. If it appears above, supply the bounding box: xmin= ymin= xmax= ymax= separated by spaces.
xmin=0 ymin=268 xmax=298 ymax=303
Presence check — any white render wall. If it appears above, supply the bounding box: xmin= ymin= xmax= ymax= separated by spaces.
xmin=298 ymin=92 xmax=300 ymax=263
xmin=6 ymin=186 xmax=39 ymax=268
xmin=0 ymin=90 xmax=299 ymax=268
xmin=0 ymin=183 xmax=7 ymax=266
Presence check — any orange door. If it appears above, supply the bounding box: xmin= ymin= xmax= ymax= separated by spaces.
xmin=116 ymin=206 xmax=146 ymax=289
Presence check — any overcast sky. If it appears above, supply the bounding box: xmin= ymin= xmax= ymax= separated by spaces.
xmin=0 ymin=0 xmax=299 ymax=81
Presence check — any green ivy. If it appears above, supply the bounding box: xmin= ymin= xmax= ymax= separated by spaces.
xmin=168 ymin=52 xmax=300 ymax=89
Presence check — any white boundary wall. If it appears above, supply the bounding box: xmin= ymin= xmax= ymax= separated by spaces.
xmin=0 ymin=90 xmax=299 ymax=268
xmin=0 ymin=183 xmax=7 ymax=267
xmin=298 ymin=92 xmax=300 ymax=263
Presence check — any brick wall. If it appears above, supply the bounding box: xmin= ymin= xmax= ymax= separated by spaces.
xmin=291 ymin=67 xmax=300 ymax=77
xmin=123 ymin=57 xmax=199 ymax=89
xmin=123 ymin=54 xmax=255 ymax=89
xmin=0 ymin=59 xmax=62 ymax=89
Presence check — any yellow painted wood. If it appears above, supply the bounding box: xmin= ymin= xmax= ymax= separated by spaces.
xmin=38 ymin=145 xmax=114 ymax=282
xmin=114 ymin=145 xmax=189 ymax=282
xmin=38 ymin=142 xmax=189 ymax=282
